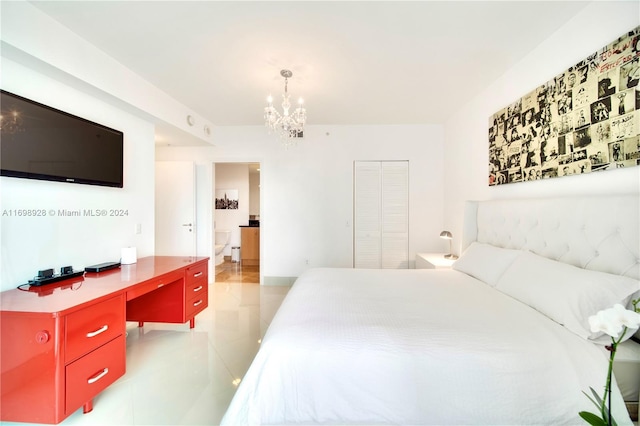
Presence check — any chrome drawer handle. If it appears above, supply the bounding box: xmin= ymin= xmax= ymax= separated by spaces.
xmin=193 ymin=285 xmax=203 ymax=292
xmin=86 ymin=325 xmax=108 ymax=338
xmin=193 ymin=272 xmax=203 ymax=278
xmin=87 ymin=367 xmax=109 ymax=384
xmin=193 ymin=300 xmax=203 ymax=307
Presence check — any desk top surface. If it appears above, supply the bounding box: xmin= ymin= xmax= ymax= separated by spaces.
xmin=0 ymin=256 xmax=209 ymax=315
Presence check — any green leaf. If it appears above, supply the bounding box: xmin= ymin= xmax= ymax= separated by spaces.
xmin=579 ymin=411 xmax=608 ymax=426
xmin=583 ymin=387 xmax=618 ymax=426
xmin=582 ymin=389 xmax=603 ymax=411
xmin=589 ymin=387 xmax=604 ymax=407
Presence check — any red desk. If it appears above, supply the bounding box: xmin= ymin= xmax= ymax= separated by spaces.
xmin=0 ymin=256 xmax=209 ymax=424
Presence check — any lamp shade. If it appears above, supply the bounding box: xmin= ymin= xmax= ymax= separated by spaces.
xmin=439 ymin=231 xmax=453 ymax=239
xmin=440 ymin=230 xmax=458 ymax=260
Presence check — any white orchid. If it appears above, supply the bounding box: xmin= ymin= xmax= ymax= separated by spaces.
xmin=588 ymin=303 xmax=640 ymax=338
xmin=580 ymin=299 xmax=640 ymax=426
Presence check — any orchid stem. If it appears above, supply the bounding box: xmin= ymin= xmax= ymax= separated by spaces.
xmin=604 ymin=328 xmax=626 ymax=426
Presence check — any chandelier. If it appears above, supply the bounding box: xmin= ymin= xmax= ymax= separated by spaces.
xmin=264 ymin=69 xmax=306 ymax=145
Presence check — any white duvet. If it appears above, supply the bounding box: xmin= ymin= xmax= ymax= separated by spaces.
xmin=221 ymin=268 xmax=632 ymax=425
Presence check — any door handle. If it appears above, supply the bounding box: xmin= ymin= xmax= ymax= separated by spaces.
xmin=182 ymin=223 xmax=193 ymax=232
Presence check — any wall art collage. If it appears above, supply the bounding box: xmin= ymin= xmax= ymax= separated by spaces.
xmin=489 ymin=26 xmax=639 ymax=185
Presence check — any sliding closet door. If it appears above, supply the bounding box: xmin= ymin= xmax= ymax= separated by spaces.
xmin=354 ymin=162 xmax=382 ymax=268
xmin=354 ymin=161 xmax=409 ymax=269
xmin=380 ymin=161 xmax=409 ymax=268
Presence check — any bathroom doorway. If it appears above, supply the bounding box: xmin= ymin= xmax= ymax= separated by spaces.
xmin=213 ymin=162 xmax=261 ymax=283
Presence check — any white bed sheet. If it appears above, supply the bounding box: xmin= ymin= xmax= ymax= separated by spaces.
xmin=221 ymin=268 xmax=632 ymax=425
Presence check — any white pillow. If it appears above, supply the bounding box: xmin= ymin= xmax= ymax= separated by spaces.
xmin=452 ymin=242 xmax=521 ymax=286
xmin=496 ymin=250 xmax=640 ymax=343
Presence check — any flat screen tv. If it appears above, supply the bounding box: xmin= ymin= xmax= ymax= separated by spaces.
xmin=0 ymin=90 xmax=124 ymax=188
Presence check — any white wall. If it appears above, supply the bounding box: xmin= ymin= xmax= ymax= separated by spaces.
xmin=443 ymin=1 xmax=640 ymax=256
xmin=0 ymin=0 xmax=219 ymax=291
xmin=0 ymin=59 xmax=156 ymax=292
xmin=249 ymin=168 xmax=260 ymax=217
xmin=156 ymin=123 xmax=445 ymax=282
xmin=215 ymin=163 xmax=250 ymax=256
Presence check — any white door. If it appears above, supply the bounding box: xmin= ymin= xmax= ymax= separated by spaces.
xmin=380 ymin=161 xmax=409 ymax=269
xmin=155 ymin=161 xmax=196 ymax=256
xmin=354 ymin=162 xmax=382 ymax=268
xmin=354 ymin=161 xmax=409 ymax=269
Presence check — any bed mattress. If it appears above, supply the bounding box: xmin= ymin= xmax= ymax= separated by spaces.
xmin=222 ymin=268 xmax=632 ymax=425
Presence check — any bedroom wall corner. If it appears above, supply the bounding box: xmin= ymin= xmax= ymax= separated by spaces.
xmin=442 ymin=1 xmax=640 ymax=256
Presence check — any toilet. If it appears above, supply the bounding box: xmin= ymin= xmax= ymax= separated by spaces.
xmin=214 ymin=230 xmax=231 ymax=266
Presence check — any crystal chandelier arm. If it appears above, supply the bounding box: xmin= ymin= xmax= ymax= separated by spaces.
xmin=264 ymin=105 xmax=281 ymax=126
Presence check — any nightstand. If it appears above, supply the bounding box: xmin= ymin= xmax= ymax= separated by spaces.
xmin=416 ymin=253 xmax=456 ymax=269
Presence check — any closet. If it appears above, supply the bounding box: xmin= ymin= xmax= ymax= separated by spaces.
xmin=353 ymin=161 xmax=409 ymax=269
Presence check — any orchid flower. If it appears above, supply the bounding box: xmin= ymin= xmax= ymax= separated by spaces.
xmin=580 ymin=299 xmax=640 ymax=426
xmin=588 ymin=303 xmax=640 ymax=338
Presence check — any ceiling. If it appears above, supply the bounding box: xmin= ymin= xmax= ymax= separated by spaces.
xmin=30 ymin=1 xmax=590 ymax=134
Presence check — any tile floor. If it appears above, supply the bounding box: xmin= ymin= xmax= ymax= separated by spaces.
xmin=3 ymin=261 xmax=289 ymax=426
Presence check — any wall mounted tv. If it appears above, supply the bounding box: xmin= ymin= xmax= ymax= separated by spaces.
xmin=0 ymin=90 xmax=124 ymax=188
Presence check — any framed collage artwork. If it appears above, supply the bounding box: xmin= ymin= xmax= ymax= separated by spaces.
xmin=489 ymin=26 xmax=640 ymax=185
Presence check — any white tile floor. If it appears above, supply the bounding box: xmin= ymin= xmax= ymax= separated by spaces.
xmin=2 ymin=282 xmax=290 ymax=426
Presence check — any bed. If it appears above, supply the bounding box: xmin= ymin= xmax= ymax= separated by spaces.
xmin=222 ymin=195 xmax=640 ymax=425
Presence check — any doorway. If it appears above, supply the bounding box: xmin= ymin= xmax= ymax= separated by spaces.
xmin=213 ymin=162 xmax=261 ymax=283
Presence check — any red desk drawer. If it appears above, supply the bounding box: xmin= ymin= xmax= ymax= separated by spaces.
xmin=186 ymin=289 xmax=208 ymax=319
xmin=185 ymin=262 xmax=207 ymax=285
xmin=65 ymin=295 xmax=124 ymax=363
xmin=186 ymin=279 xmax=207 ymax=297
xmin=126 ymin=270 xmax=183 ymax=301
xmin=65 ymin=335 xmax=125 ymax=415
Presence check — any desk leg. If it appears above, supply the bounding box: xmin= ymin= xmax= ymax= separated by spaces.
xmin=138 ymin=321 xmax=144 ymax=327
xmin=190 ymin=318 xmax=195 ymax=329
xmin=83 ymin=399 xmax=93 ymax=414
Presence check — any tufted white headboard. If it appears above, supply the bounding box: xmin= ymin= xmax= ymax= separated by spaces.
xmin=462 ymin=195 xmax=639 ymax=280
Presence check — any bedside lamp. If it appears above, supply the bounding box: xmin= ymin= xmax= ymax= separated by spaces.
xmin=439 ymin=231 xmax=458 ymax=260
